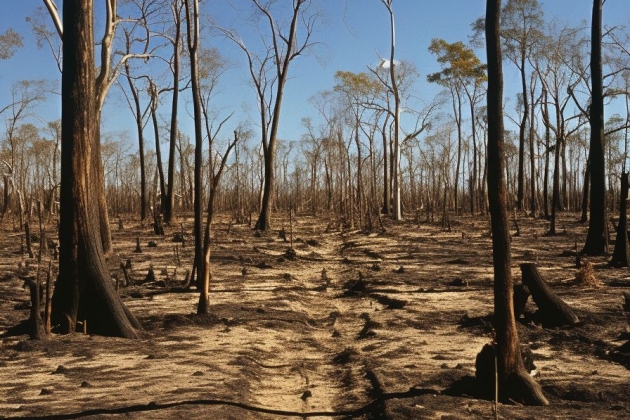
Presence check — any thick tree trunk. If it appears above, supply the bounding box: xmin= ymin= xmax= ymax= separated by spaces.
xmin=481 ymin=0 xmax=547 ymax=405
xmin=610 ymin=172 xmax=629 ymax=267
xmin=52 ymin=0 xmax=139 ymax=339
xmin=583 ymin=0 xmax=607 ymax=255
xmin=520 ymin=263 xmax=580 ymax=327
xmin=92 ymin=120 xmax=112 ymax=253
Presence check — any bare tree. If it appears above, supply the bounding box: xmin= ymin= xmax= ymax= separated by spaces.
xmin=218 ymin=0 xmax=317 ymax=231
xmin=0 ymin=28 xmax=23 ymax=60
xmin=378 ymin=0 xmax=403 ymax=220
xmin=1 ymin=80 xmax=47 ymax=222
xmin=481 ymin=0 xmax=547 ymax=405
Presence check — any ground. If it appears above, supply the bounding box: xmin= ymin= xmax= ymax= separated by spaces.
xmin=0 ymin=211 xmax=629 ymax=419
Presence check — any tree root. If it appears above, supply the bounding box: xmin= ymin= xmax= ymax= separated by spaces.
xmin=504 ymin=369 xmax=549 ymax=406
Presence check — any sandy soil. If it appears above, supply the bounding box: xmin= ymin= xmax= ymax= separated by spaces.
xmin=0 ymin=211 xmax=629 ymax=419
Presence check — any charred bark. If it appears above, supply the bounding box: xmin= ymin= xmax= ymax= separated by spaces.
xmin=610 ymin=172 xmax=629 ymax=267
xmin=481 ymin=0 xmax=547 ymax=405
xmin=582 ymin=0 xmax=608 ymax=255
xmin=52 ymin=0 xmax=140 ymax=339
xmin=520 ymin=263 xmax=580 ymax=327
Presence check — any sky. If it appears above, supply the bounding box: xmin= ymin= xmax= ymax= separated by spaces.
xmin=1 ymin=0 xmax=629 ymax=151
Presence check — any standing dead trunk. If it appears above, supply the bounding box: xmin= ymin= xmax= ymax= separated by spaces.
xmin=478 ymin=0 xmax=548 ymax=405
xmin=582 ymin=0 xmax=608 ymax=255
xmin=52 ymin=0 xmax=140 ymax=339
xmin=610 ymin=172 xmax=630 ymax=267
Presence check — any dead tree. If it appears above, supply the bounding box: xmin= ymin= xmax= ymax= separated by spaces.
xmin=475 ymin=0 xmax=548 ymax=406
xmin=610 ymin=171 xmax=629 ymax=267
xmin=520 ymin=263 xmax=580 ymax=327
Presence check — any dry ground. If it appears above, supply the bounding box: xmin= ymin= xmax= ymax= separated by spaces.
xmin=0 ymin=211 xmax=629 ymax=419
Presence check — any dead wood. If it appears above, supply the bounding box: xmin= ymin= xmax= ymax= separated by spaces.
xmin=513 ymin=283 xmax=530 ymax=319
xmin=23 ymin=275 xmax=45 ymax=340
xmin=520 ymin=263 xmax=580 ymax=327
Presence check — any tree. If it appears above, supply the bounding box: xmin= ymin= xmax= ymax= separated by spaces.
xmin=502 ymin=0 xmax=544 ymax=212
xmin=378 ymin=0 xmax=403 ymax=220
xmin=120 ymin=26 xmax=152 ymax=222
xmin=52 ymin=0 xmax=140 ymax=338
xmin=481 ymin=0 xmax=547 ymax=405
xmin=0 ymin=28 xmax=23 ymax=60
xmin=43 ymin=0 xmax=153 ymax=252
xmin=219 ymin=0 xmax=317 ymax=231
xmin=333 ymin=70 xmax=381 ymax=228
xmin=610 ymin=171 xmax=629 ymax=267
xmin=163 ymin=0 xmax=185 ymax=223
xmin=428 ymin=39 xmax=486 ymax=215
xmin=0 ymin=80 xmax=47 ymax=221
xmin=582 ymin=0 xmax=607 ymax=255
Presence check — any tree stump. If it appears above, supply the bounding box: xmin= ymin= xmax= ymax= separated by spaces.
xmin=24 ymin=277 xmax=45 ymax=340
xmin=513 ymin=283 xmax=530 ymax=319
xmin=520 ymin=263 xmax=580 ymax=327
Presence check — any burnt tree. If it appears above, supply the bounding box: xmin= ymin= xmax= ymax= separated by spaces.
xmin=479 ymin=0 xmax=548 ymax=405
xmin=520 ymin=263 xmax=580 ymax=327
xmin=51 ymin=0 xmax=140 ymax=338
xmin=582 ymin=0 xmax=607 ymax=255
xmin=610 ymin=172 xmax=630 ymax=267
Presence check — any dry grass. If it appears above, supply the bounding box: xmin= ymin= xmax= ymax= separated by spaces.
xmin=574 ymin=260 xmax=603 ymax=288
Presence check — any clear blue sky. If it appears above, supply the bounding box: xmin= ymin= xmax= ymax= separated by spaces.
xmin=0 ymin=0 xmax=628 ymax=149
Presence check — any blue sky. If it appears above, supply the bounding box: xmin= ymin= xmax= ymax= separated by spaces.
xmin=1 ymin=0 xmax=628 ymax=149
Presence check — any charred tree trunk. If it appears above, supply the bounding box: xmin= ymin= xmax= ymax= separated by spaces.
xmin=581 ymin=157 xmax=590 ymax=223
xmin=381 ymin=117 xmax=390 ymax=214
xmin=610 ymin=172 xmax=630 ymax=267
xmin=150 ymin=84 xmax=167 ymax=210
xmin=124 ymin=58 xmax=147 ymax=222
xmin=52 ymin=0 xmax=140 ymax=339
xmin=479 ymin=0 xmax=548 ymax=405
xmin=25 ymin=277 xmax=45 ymax=340
xmin=583 ymin=0 xmax=608 ymax=255
xmin=164 ymin=2 xmax=182 ymax=224
xmin=520 ymin=263 xmax=580 ymax=327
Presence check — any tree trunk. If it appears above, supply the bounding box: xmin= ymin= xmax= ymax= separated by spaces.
xmin=520 ymin=263 xmax=580 ymax=327
xmin=164 ymin=2 xmax=182 ymax=224
xmin=381 ymin=118 xmax=390 ymax=214
xmin=582 ymin=0 xmax=607 ymax=255
xmin=52 ymin=0 xmax=140 ymax=339
xmin=151 ymin=86 xmax=167 ymax=208
xmin=610 ymin=171 xmax=629 ymax=267
xmin=481 ymin=0 xmax=547 ymax=405
xmin=124 ymin=60 xmax=147 ymax=222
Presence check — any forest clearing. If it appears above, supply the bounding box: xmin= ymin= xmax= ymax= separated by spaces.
xmin=1 ymin=211 xmax=629 ymax=419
